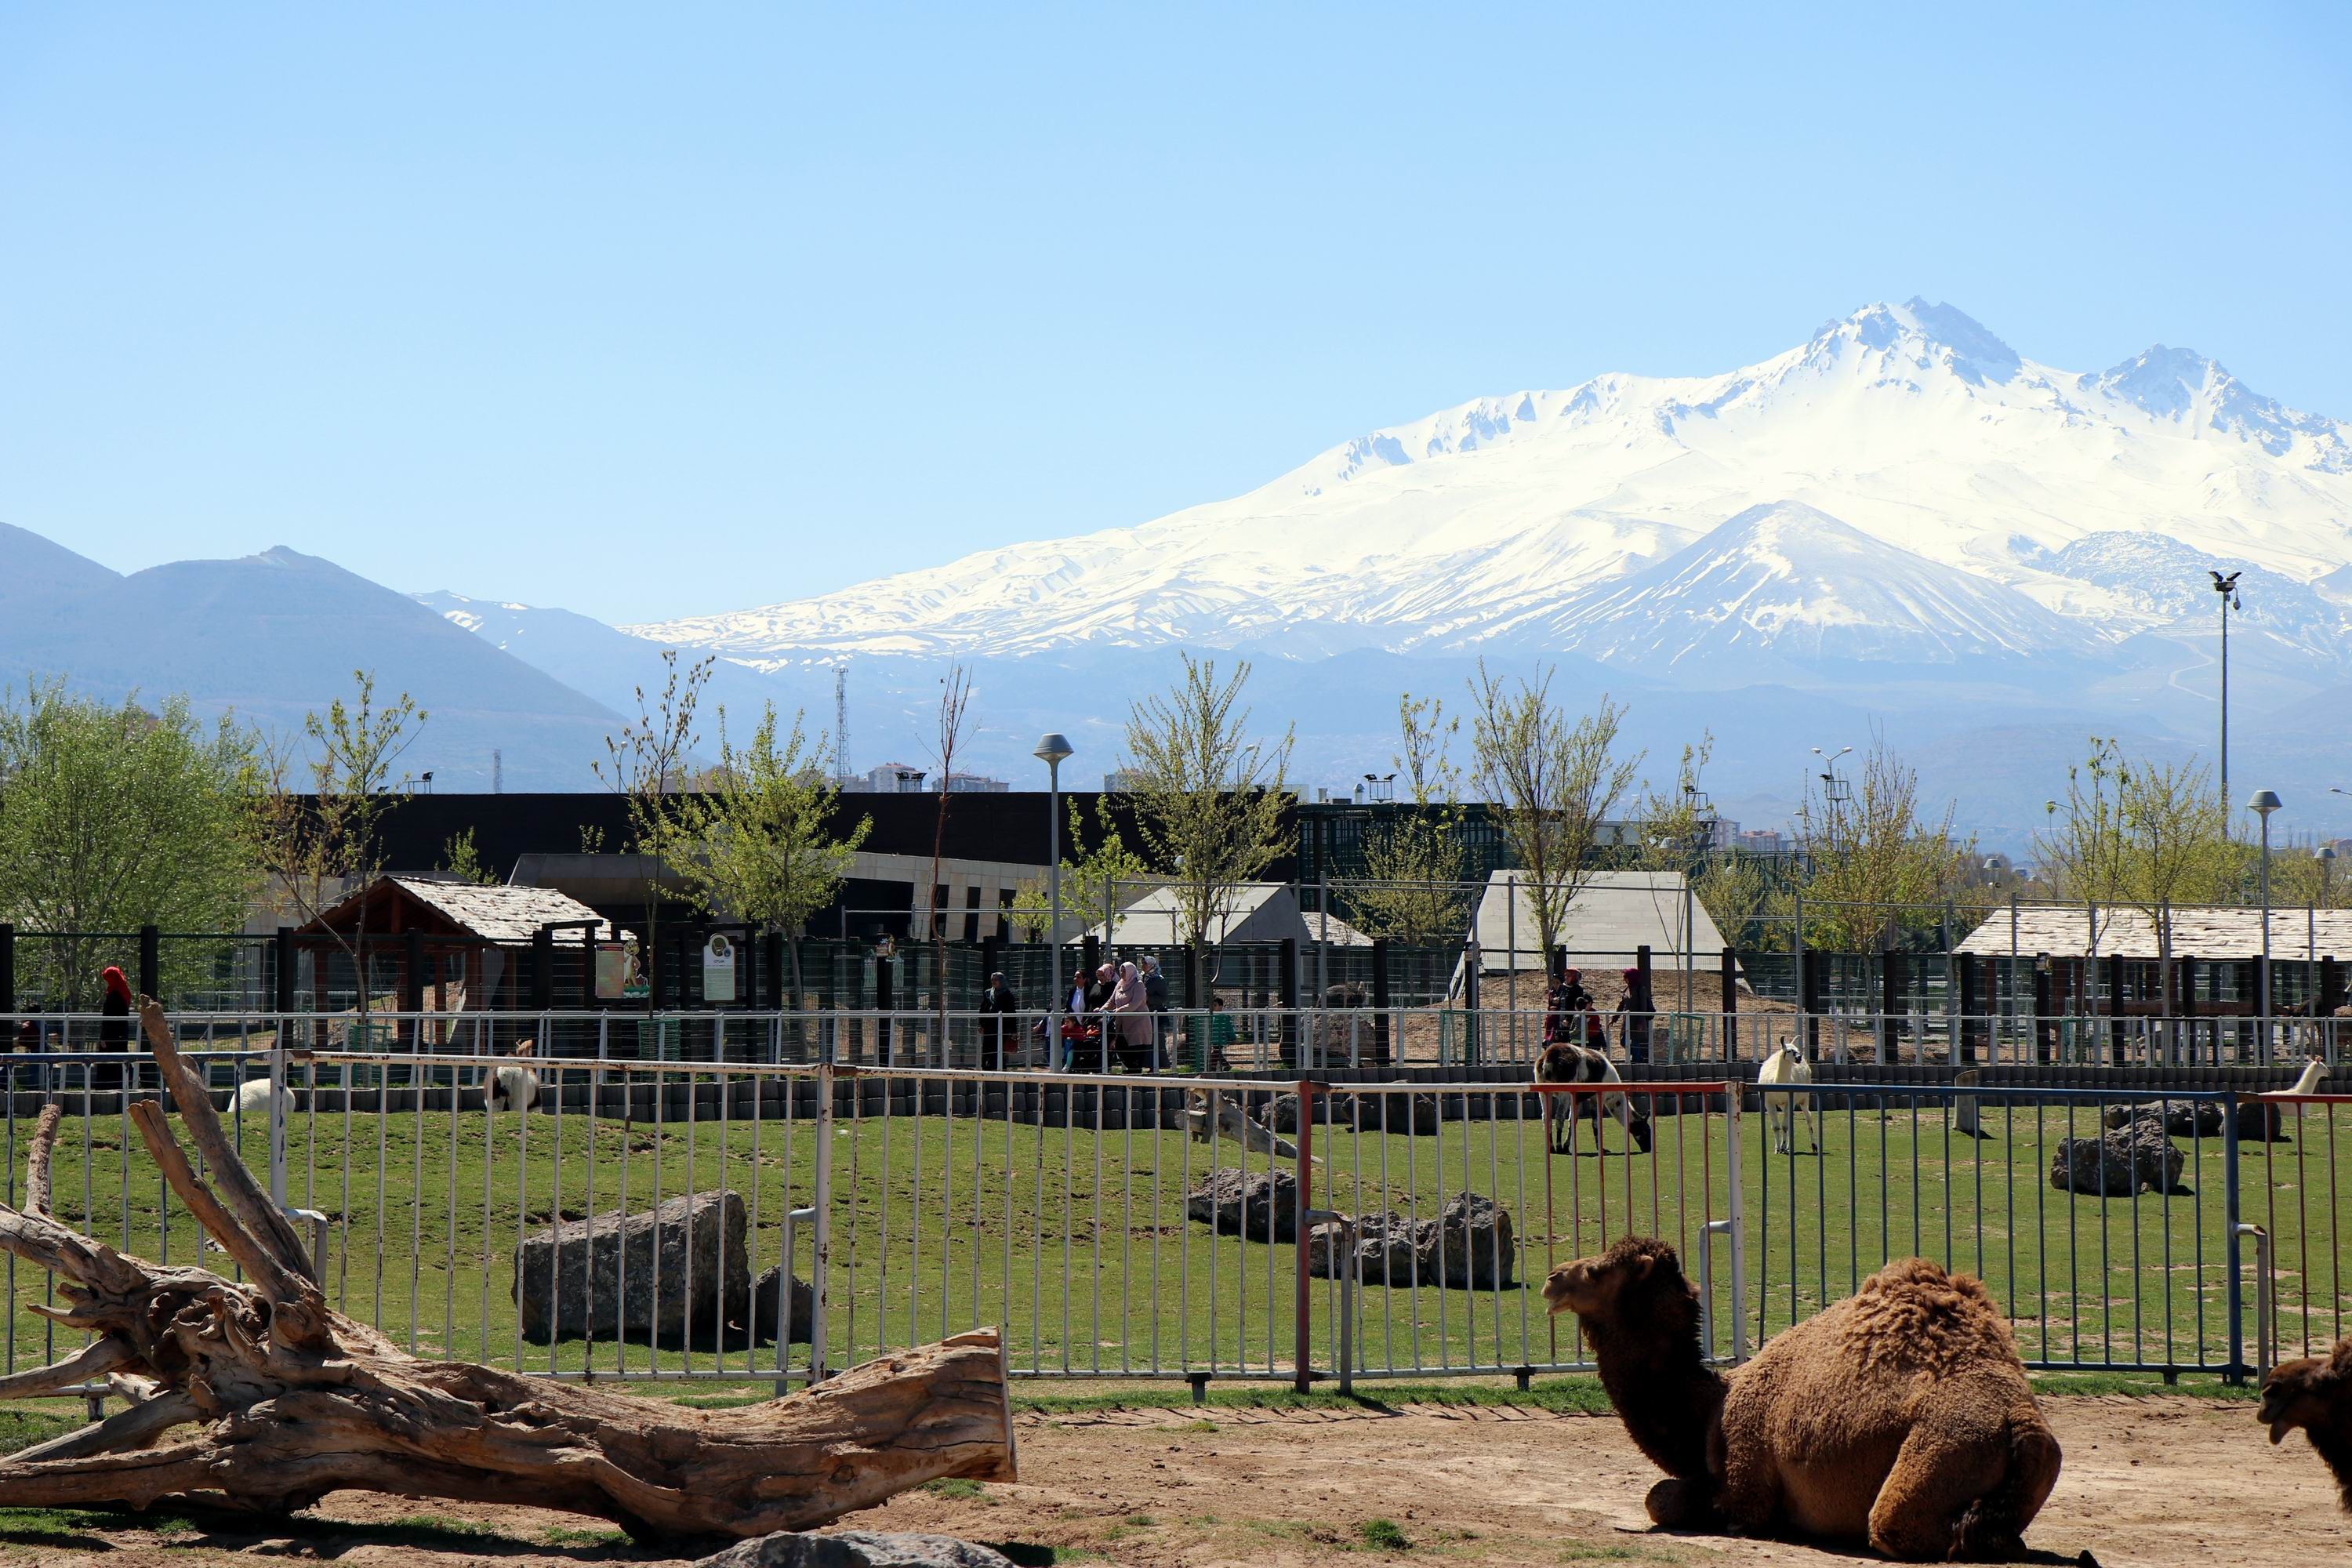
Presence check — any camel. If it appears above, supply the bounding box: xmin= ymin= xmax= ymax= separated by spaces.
xmin=1544 ymin=1236 xmax=2061 ymax=1561
xmin=1755 ymin=1039 xmax=1817 ymax=1154
xmin=1534 ymin=1041 xmax=1651 ymax=1156
xmin=2259 ymin=1335 xmax=2352 ymax=1512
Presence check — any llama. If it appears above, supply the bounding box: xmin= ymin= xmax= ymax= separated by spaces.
xmin=488 ymin=1040 xmax=541 ymax=1113
xmin=1755 ymin=1039 xmax=1817 ymax=1155
xmin=1183 ymin=1090 xmax=1303 ymax=1162
xmin=1534 ymin=1041 xmax=1651 ymax=1157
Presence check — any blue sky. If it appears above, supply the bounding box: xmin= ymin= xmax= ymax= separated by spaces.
xmin=3 ymin=4 xmax=2347 ymax=624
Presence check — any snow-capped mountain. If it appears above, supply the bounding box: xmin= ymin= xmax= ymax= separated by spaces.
xmin=632 ymin=299 xmax=2352 ymax=672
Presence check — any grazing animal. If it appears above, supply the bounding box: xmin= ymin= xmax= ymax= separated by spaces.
xmin=1184 ymin=1090 xmax=1303 ymax=1162
xmin=2281 ymin=1055 xmax=2330 ymax=1098
xmin=1755 ymin=1039 xmax=1817 ymax=1154
xmin=488 ymin=1041 xmax=540 ymax=1113
xmin=1544 ymin=1236 xmax=2061 ymax=1561
xmin=230 ymin=1076 xmax=280 ymax=1115
xmin=2259 ymin=1335 xmax=2352 ymax=1511
xmin=1534 ymin=1041 xmax=1651 ymax=1156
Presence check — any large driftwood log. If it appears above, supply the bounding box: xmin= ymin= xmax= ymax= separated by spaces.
xmin=0 ymin=1000 xmax=1015 ymax=1538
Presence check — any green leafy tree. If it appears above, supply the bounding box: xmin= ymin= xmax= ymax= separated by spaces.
xmin=1122 ymin=655 xmax=1291 ymax=948
xmin=1467 ymin=662 xmax=1641 ymax=962
xmin=437 ymin=829 xmax=499 ymax=887
xmin=592 ymin=650 xmax=711 ymax=1004
xmin=0 ymin=683 xmax=260 ymax=1009
xmin=1795 ymin=737 xmax=1978 ymax=952
xmin=1007 ymin=796 xmax=1153 ymax=943
xmin=2036 ymin=738 xmax=2239 ymax=986
xmin=1347 ymin=695 xmax=1468 ymax=941
xmin=661 ymin=705 xmax=870 ymax=1007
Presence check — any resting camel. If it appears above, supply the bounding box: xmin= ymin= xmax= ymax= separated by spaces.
xmin=1544 ymin=1236 xmax=2060 ymax=1561
xmin=2259 ymin=1334 xmax=2352 ymax=1512
xmin=1534 ymin=1041 xmax=1652 ymax=1156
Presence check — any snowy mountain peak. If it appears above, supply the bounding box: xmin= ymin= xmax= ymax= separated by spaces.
xmin=630 ymin=300 xmax=2352 ymax=670
xmin=1802 ymin=298 xmax=2023 ymax=387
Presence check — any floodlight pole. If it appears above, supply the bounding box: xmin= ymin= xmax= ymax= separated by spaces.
xmin=2252 ymin=789 xmax=2281 ymax=1062
xmin=1035 ymin=733 xmax=1075 ymax=1062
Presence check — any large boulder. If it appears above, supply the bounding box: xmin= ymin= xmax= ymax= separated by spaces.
xmin=514 ymin=1189 xmax=751 ymax=1345
xmin=753 ymin=1264 xmax=816 ymax=1345
xmin=695 ymin=1532 xmax=1014 ymax=1568
xmin=1306 ymin=1194 xmax=1515 ymax=1288
xmin=2103 ymin=1101 xmax=2226 ymax=1139
xmin=2050 ymin=1124 xmax=2187 ymax=1196
xmin=1185 ymin=1167 xmax=1299 ymax=1242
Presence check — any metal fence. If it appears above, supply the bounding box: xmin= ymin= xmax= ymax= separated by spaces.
xmin=3 ymin=1007 xmax=2336 ymax=1404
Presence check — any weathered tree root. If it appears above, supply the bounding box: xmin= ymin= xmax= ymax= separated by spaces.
xmin=0 ymin=1000 xmax=1015 ymax=1538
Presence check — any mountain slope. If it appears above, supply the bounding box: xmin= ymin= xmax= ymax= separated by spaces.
xmin=632 ymin=299 xmax=2352 ymax=672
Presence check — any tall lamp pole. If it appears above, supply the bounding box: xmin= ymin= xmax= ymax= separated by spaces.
xmin=2251 ymin=788 xmax=2281 ymax=1060
xmin=2213 ymin=572 xmax=2241 ymax=837
xmin=1033 ymin=733 xmax=1074 ymax=1051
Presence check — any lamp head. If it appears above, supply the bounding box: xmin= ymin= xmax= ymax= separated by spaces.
xmin=2248 ymin=788 xmax=2283 ymax=816
xmin=1032 ymin=732 xmax=1074 ymax=767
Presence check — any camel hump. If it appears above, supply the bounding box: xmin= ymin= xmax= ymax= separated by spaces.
xmin=1843 ymin=1258 xmax=2020 ymax=1377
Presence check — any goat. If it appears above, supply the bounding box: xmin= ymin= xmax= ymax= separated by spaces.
xmin=488 ymin=1040 xmax=540 ymax=1113
xmin=1534 ymin=1041 xmax=1651 ymax=1156
xmin=1756 ymin=1037 xmax=1818 ymax=1154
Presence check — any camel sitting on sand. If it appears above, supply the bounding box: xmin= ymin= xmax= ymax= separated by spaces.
xmin=1543 ymin=1236 xmax=2061 ymax=1561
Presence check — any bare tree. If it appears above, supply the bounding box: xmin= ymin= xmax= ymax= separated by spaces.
xmin=1468 ymin=662 xmax=1641 ymax=971
xmin=1347 ymin=695 xmax=1468 ymax=941
xmin=928 ymin=664 xmax=974 ymax=1039
xmin=593 ymin=651 xmax=711 ymax=1006
xmin=1123 ymin=655 xmax=1292 ymax=949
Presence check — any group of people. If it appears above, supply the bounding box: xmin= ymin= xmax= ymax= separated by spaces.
xmin=1544 ymin=966 xmax=1654 ymax=1064
xmin=1062 ymin=956 xmax=1171 ymax=1072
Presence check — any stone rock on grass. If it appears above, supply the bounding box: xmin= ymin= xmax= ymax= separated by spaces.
xmin=2049 ymin=1124 xmax=2187 ymax=1196
xmin=514 ymin=1189 xmax=750 ymax=1345
xmin=695 ymin=1530 xmax=1014 ymax=1568
xmin=1306 ymin=1193 xmax=1515 ymax=1288
xmin=753 ymin=1265 xmax=816 ymax=1345
xmin=1185 ymin=1167 xmax=1299 ymax=1242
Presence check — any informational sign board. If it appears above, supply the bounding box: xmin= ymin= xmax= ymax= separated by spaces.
xmin=702 ymin=933 xmax=737 ymax=1004
xmin=593 ymin=941 xmax=629 ymax=1001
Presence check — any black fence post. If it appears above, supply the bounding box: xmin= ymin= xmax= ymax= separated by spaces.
xmin=1370 ymin=938 xmax=1392 ymax=1067
xmin=274 ymin=927 xmax=296 ymax=1015
xmin=0 ymin=922 xmax=13 ymax=1016
xmin=2032 ymin=956 xmax=2054 ymax=1062
xmin=1957 ymin=954 xmax=1979 ymax=1065
xmin=1719 ymin=947 xmax=1738 ymax=1059
xmin=404 ymin=929 xmax=426 ymax=1051
xmin=532 ymin=927 xmax=554 ymax=1012
xmin=138 ymin=924 xmax=160 ymax=1004
xmin=764 ymin=929 xmax=786 ymax=1011
xmin=876 ymin=952 xmax=895 ymax=1065
xmin=2106 ymin=953 xmax=2127 ymax=1068
xmin=1278 ymin=935 xmax=1299 ymax=1069
xmin=2321 ymin=954 xmax=2343 ymax=1015
xmin=1877 ymin=942 xmax=1899 ymax=1063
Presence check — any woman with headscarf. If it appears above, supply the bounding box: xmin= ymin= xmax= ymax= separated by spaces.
xmin=1109 ymin=960 xmax=1156 ymax=1073
xmin=96 ymin=964 xmax=132 ymax=1092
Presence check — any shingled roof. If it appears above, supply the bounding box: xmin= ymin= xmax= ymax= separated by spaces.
xmin=1957 ymin=903 xmax=2352 ymax=961
xmin=306 ymin=876 xmax=604 ymax=945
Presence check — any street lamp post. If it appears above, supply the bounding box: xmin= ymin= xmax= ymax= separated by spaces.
xmin=1034 ymin=733 xmax=1074 ymax=1059
xmin=2213 ymin=572 xmax=2241 ymax=837
xmin=2251 ymin=789 xmax=2281 ymax=1061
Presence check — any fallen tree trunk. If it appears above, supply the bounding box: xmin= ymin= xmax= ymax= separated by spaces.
xmin=0 ymin=1000 xmax=1015 ymax=1538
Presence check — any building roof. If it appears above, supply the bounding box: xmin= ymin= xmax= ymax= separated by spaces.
xmin=1089 ymin=883 xmax=1374 ymax=947
xmin=1471 ymin=869 xmax=1730 ymax=971
xmin=1956 ymin=903 xmax=2352 ymax=961
xmin=307 ymin=875 xmax=605 ymax=944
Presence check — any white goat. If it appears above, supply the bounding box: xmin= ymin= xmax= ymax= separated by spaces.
xmin=488 ymin=1040 xmax=541 ymax=1113
xmin=1756 ymin=1038 xmax=1817 ymax=1155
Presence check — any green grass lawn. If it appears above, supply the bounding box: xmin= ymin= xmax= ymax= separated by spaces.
xmin=3 ymin=1083 xmax=2343 ymax=1385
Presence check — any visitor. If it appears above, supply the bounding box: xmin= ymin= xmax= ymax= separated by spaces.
xmin=96 ymin=964 xmax=132 ymax=1092
xmin=1545 ymin=967 xmax=1592 ymax=1044
xmin=1140 ymin=956 xmax=1171 ymax=1068
xmin=982 ymin=971 xmax=1019 ymax=1068
xmin=1203 ymin=994 xmax=1236 ymax=1073
xmin=1083 ymin=963 xmax=1116 ymax=1071
xmin=1111 ymin=960 xmax=1156 ymax=1073
xmin=1616 ymin=967 xmax=1654 ymax=1065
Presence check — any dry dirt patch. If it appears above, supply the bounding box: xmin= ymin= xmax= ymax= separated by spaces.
xmin=0 ymin=1396 xmax=2338 ymax=1567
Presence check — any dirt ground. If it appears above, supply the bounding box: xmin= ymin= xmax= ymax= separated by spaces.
xmin=0 ymin=1396 xmax=2336 ymax=1567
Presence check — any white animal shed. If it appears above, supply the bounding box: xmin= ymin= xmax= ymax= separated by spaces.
xmin=1470 ymin=869 xmax=1730 ymax=973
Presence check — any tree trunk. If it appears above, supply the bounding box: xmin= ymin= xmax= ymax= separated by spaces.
xmin=0 ymin=1000 xmax=1014 ymax=1540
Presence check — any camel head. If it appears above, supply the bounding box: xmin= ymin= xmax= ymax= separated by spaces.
xmin=2260 ymin=1339 xmax=2352 ymax=1446
xmin=1542 ymin=1235 xmax=1693 ymax=1326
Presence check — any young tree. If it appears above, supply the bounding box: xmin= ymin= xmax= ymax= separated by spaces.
xmin=927 ymin=664 xmax=974 ymax=1025
xmin=437 ymin=829 xmax=499 ymax=887
xmin=592 ymin=650 xmax=711 ymax=1004
xmin=1794 ymin=737 xmax=1977 ymax=953
xmin=663 ymin=705 xmax=871 ymax=1009
xmin=254 ymin=670 xmax=427 ymax=1018
xmin=1005 ymin=797 xmax=1154 ymax=946
xmin=0 ymin=684 xmax=260 ymax=1009
xmin=1122 ymin=655 xmax=1292 ymax=949
xmin=1347 ymin=695 xmax=1469 ymax=941
xmin=1631 ymin=734 xmax=1723 ymax=1005
xmin=1467 ymin=662 xmax=1642 ymax=966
